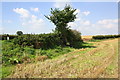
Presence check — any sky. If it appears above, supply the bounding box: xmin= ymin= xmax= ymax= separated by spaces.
xmin=1 ymin=2 xmax=118 ymax=35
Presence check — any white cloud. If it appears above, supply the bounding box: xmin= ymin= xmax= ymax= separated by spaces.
xmin=13 ymin=8 xmax=30 ymax=18
xmin=83 ymin=11 xmax=90 ymax=16
xmin=74 ymin=9 xmax=81 ymax=21
xmin=21 ymin=14 xmax=47 ymax=33
xmin=81 ymin=19 xmax=118 ymax=35
xmin=7 ymin=20 xmax=12 ymax=23
xmin=98 ymin=19 xmax=118 ymax=24
xmin=68 ymin=22 xmax=77 ymax=27
xmin=75 ymin=18 xmax=81 ymax=21
xmin=74 ymin=9 xmax=80 ymax=14
xmin=3 ymin=20 xmax=12 ymax=23
xmin=68 ymin=18 xmax=118 ymax=35
xmin=13 ymin=8 xmax=49 ymax=33
xmin=53 ymin=0 xmax=71 ymax=9
xmin=30 ymin=8 xmax=39 ymax=12
xmin=97 ymin=19 xmax=118 ymax=29
xmin=81 ymin=20 xmax=91 ymax=26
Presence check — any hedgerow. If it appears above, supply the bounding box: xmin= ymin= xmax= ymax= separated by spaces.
xmin=92 ymin=34 xmax=120 ymax=40
xmin=12 ymin=33 xmax=62 ymax=49
xmin=12 ymin=30 xmax=83 ymax=49
xmin=0 ymin=34 xmax=17 ymax=40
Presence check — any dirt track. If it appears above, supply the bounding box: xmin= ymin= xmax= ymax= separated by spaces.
xmin=9 ymin=39 xmax=118 ymax=78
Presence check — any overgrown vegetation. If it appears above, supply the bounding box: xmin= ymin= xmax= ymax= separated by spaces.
xmin=2 ymin=40 xmax=35 ymax=65
xmin=1 ymin=40 xmax=79 ymax=78
xmin=2 ymin=39 xmax=86 ymax=66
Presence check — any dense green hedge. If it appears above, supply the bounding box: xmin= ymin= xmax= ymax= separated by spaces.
xmin=1 ymin=30 xmax=83 ymax=49
xmin=0 ymin=34 xmax=17 ymax=40
xmin=12 ymin=30 xmax=83 ymax=49
xmin=12 ymin=33 xmax=62 ymax=49
xmin=92 ymin=34 xmax=120 ymax=40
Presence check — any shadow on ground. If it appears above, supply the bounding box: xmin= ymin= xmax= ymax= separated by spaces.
xmin=70 ymin=42 xmax=97 ymax=49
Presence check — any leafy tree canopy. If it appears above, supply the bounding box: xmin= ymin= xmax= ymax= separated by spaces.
xmin=45 ymin=5 xmax=77 ymax=45
xmin=16 ymin=31 xmax=23 ymax=36
xmin=45 ymin=5 xmax=77 ymax=32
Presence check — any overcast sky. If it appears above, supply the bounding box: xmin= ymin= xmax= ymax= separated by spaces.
xmin=1 ymin=2 xmax=118 ymax=35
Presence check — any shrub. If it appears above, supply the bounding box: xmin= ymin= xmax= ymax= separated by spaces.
xmin=12 ymin=33 xmax=62 ymax=49
xmin=66 ymin=29 xmax=83 ymax=47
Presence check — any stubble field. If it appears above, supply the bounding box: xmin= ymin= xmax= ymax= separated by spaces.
xmin=8 ymin=38 xmax=119 ymax=78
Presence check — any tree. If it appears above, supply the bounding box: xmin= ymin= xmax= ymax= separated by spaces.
xmin=16 ymin=31 xmax=23 ymax=36
xmin=45 ymin=5 xmax=77 ymax=46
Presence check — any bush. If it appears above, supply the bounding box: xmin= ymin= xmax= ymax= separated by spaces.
xmin=12 ymin=33 xmax=62 ymax=49
xmin=66 ymin=29 xmax=83 ymax=47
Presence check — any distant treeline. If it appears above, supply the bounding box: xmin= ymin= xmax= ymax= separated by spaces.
xmin=92 ymin=34 xmax=120 ymax=40
xmin=0 ymin=34 xmax=17 ymax=40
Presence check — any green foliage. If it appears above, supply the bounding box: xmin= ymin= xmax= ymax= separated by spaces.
xmin=66 ymin=29 xmax=83 ymax=47
xmin=2 ymin=40 xmax=35 ymax=65
xmin=45 ymin=5 xmax=77 ymax=29
xmin=16 ymin=31 xmax=23 ymax=36
xmin=12 ymin=33 xmax=62 ymax=49
xmin=0 ymin=34 xmax=17 ymax=40
xmin=2 ymin=65 xmax=15 ymax=78
xmin=13 ymin=34 xmax=36 ymax=46
xmin=24 ymin=47 xmax=35 ymax=55
xmin=45 ymin=5 xmax=77 ymax=45
xmin=12 ymin=30 xmax=83 ymax=49
xmin=39 ymin=46 xmax=74 ymax=59
xmin=89 ymin=39 xmax=103 ymax=42
xmin=8 ymin=56 xmax=21 ymax=64
xmin=92 ymin=34 xmax=120 ymax=40
xmin=70 ymin=42 xmax=83 ymax=48
xmin=2 ymin=40 xmax=77 ymax=66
